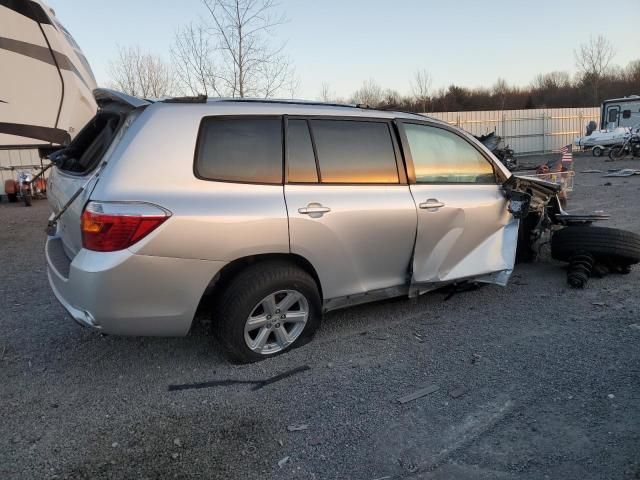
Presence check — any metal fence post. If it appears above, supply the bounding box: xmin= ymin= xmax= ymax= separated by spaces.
xmin=541 ymin=113 xmax=546 ymax=154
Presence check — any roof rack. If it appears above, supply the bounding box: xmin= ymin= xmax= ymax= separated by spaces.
xmin=214 ymin=98 xmax=360 ymax=109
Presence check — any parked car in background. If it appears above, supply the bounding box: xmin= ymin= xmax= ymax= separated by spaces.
xmin=45 ymin=90 xmax=559 ymax=362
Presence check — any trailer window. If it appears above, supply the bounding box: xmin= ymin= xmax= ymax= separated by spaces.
xmin=622 ymin=110 xmax=631 ymax=119
xmin=608 ymin=109 xmax=618 ymax=123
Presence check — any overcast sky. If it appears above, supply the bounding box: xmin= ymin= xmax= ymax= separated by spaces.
xmin=48 ymin=0 xmax=639 ymax=99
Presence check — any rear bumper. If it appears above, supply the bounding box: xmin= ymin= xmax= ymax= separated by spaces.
xmin=45 ymin=236 xmax=226 ymax=336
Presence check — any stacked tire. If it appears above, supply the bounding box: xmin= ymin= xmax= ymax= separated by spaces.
xmin=551 ymin=226 xmax=640 ymax=287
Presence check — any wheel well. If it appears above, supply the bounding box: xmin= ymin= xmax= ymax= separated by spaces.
xmin=197 ymin=253 xmax=323 ymax=312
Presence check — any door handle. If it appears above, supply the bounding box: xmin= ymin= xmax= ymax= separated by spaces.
xmin=419 ymin=199 xmax=445 ymax=210
xmin=298 ymin=203 xmax=331 ymax=216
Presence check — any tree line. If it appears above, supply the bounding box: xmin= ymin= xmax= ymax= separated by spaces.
xmin=106 ymin=1 xmax=639 ymax=112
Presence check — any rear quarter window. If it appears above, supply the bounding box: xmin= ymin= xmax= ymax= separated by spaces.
xmin=195 ymin=117 xmax=283 ymax=184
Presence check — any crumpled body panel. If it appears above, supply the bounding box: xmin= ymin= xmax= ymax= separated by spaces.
xmin=409 ymin=184 xmax=519 ymax=293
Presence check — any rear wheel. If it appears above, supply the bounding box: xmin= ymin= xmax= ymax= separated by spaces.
xmin=214 ymin=260 xmax=322 ymax=363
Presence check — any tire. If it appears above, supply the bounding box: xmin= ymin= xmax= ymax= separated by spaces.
xmin=214 ymin=260 xmax=322 ymax=363
xmin=551 ymin=226 xmax=640 ymax=265
xmin=8 ymin=193 xmax=17 ymax=203
xmin=592 ymin=146 xmax=603 ymax=157
xmin=608 ymin=147 xmax=622 ymax=160
xmin=23 ymin=194 xmax=32 ymax=207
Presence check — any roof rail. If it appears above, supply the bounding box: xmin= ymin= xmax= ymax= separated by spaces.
xmin=214 ymin=98 xmax=360 ymax=109
xmin=163 ymin=94 xmax=208 ymax=103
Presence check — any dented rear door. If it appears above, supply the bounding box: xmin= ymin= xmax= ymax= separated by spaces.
xmin=398 ymin=121 xmax=518 ymax=288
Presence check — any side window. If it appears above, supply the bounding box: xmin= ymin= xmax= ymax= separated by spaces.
xmin=195 ymin=117 xmax=282 ymax=184
xmin=404 ymin=124 xmax=496 ymax=184
xmin=622 ymin=109 xmax=631 ymax=119
xmin=309 ymin=120 xmax=399 ymax=183
xmin=608 ymin=109 xmax=618 ymax=123
xmin=287 ymin=119 xmax=318 ymax=182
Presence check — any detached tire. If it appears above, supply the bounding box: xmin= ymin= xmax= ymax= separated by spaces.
xmin=551 ymin=226 xmax=640 ymax=265
xmin=214 ymin=260 xmax=322 ymax=363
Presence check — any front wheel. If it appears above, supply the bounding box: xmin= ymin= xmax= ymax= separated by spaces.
xmin=214 ymin=260 xmax=322 ymax=363
xmin=608 ymin=147 xmax=623 ymax=160
xmin=23 ymin=193 xmax=32 ymax=207
xmin=592 ymin=146 xmax=603 ymax=157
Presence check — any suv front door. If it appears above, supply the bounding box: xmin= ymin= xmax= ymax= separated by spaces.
xmin=398 ymin=121 xmax=518 ymax=288
xmin=284 ymin=118 xmax=417 ymax=303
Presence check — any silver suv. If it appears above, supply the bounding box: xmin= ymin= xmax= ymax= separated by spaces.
xmin=46 ymin=90 xmax=552 ymax=362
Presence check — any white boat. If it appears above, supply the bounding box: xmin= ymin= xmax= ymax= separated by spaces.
xmin=575 ymin=127 xmax=631 ymax=148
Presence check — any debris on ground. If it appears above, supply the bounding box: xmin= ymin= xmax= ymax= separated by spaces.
xmin=173 ymin=438 xmax=182 ymax=447
xmin=287 ymin=424 xmax=309 ymax=432
xmin=448 ymin=386 xmax=467 ymax=399
xmin=471 ymin=353 xmax=482 ymax=364
xmin=603 ymin=169 xmax=640 ymax=177
xmin=397 ymin=384 xmax=440 ymax=404
xmin=581 ymin=169 xmax=603 ymax=173
xmin=592 ymin=302 xmax=606 ymax=307
xmin=171 ymin=453 xmax=180 ymax=460
xmin=629 ymin=324 xmax=640 ymax=330
xmin=607 ymin=394 xmax=615 ymax=399
xmin=278 ymin=456 xmax=291 ymax=468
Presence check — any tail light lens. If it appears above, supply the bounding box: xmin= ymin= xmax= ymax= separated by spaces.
xmin=81 ymin=201 xmax=171 ymax=252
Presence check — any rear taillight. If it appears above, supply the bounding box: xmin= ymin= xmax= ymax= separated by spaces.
xmin=81 ymin=201 xmax=170 ymax=252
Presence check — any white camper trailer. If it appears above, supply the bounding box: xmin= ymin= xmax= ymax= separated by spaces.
xmin=0 ymin=0 xmax=97 ymax=150
xmin=601 ymin=96 xmax=640 ymax=130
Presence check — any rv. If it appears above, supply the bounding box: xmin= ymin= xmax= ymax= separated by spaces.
xmin=601 ymin=96 xmax=640 ymax=130
xmin=0 ymin=0 xmax=97 ymax=151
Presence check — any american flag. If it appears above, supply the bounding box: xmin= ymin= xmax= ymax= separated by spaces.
xmin=560 ymin=144 xmax=573 ymax=163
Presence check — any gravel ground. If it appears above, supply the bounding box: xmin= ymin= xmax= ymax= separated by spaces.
xmin=1 ymin=152 xmax=639 ymax=480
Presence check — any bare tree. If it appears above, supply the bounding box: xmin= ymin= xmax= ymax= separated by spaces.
xmin=351 ymin=78 xmax=383 ymax=107
xmin=492 ymin=78 xmax=509 ymax=110
xmin=108 ymin=46 xmax=177 ymax=98
xmin=532 ymin=71 xmax=571 ymax=90
xmin=575 ymin=35 xmax=615 ymax=103
xmin=411 ymin=69 xmax=431 ymax=112
xmin=318 ymin=82 xmax=333 ymax=102
xmin=172 ymin=23 xmax=220 ymax=96
xmin=172 ymin=0 xmax=295 ymax=98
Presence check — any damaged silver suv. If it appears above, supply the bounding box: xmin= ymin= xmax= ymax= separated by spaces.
xmin=46 ymin=90 xmax=560 ymax=362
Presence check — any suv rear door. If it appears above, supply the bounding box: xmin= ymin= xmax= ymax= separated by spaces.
xmin=398 ymin=121 xmax=518 ymax=289
xmin=284 ymin=117 xmax=417 ymax=304
xmin=47 ymin=90 xmax=148 ymax=257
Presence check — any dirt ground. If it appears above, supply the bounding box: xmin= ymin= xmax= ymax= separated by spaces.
xmin=1 ymin=152 xmax=639 ymax=479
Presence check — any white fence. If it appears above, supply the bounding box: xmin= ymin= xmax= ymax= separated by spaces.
xmin=428 ymin=107 xmax=600 ymax=155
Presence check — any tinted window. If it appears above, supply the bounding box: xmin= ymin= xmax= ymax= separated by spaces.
xmin=287 ymin=119 xmax=318 ymax=182
xmin=309 ymin=120 xmax=398 ymax=183
xmin=196 ymin=117 xmax=282 ymax=184
xmin=404 ymin=124 xmax=496 ymax=184
xmin=622 ymin=109 xmax=631 ymax=119
xmin=608 ymin=109 xmax=618 ymax=123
